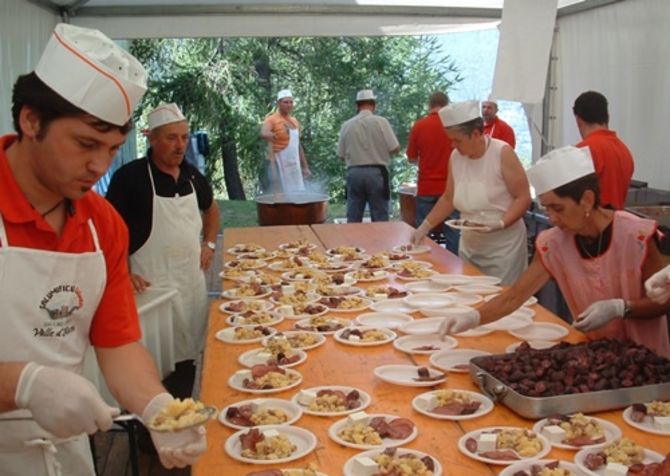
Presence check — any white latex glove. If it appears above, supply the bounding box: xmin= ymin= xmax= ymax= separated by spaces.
xmin=438 ymin=309 xmax=481 ymax=338
xmin=411 ymin=218 xmax=433 ymax=246
xmin=573 ymin=299 xmax=625 ymax=332
xmin=645 ymin=265 xmax=670 ymax=304
xmin=475 ymin=219 xmax=505 ymax=233
xmin=15 ymin=362 xmax=119 ymax=438
xmin=143 ymin=393 xmax=208 ymax=469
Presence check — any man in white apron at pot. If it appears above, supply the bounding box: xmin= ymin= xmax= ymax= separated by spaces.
xmin=106 ymin=103 xmax=219 ymax=371
xmin=260 ymin=89 xmax=312 ymax=193
xmin=0 ymin=24 xmax=207 ymax=475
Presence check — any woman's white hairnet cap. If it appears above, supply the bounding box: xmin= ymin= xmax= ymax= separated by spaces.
xmin=147 ymin=103 xmax=186 ymax=130
xmin=439 ymin=100 xmax=480 ymax=127
xmin=277 ymin=89 xmax=293 ymax=101
xmin=35 ymin=23 xmax=147 ymax=126
xmin=527 ymin=146 xmax=596 ymax=195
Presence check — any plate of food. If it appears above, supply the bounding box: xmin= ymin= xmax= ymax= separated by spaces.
xmin=445 ymin=219 xmax=490 ymax=231
xmin=393 ymin=334 xmax=457 ymax=354
xmin=392 ymin=262 xmax=436 ymax=281
xmin=221 ymin=284 xmax=272 ymax=300
xmin=499 ymin=459 xmax=586 ymax=476
xmin=225 ymin=311 xmax=284 ymax=327
xmin=261 ymin=331 xmax=326 ymax=351
xmin=227 ymin=243 xmax=266 ymax=255
xmin=398 ymin=317 xmax=447 ymax=335
xmin=574 ymin=438 xmax=665 ymax=475
xmin=334 ymin=326 xmax=396 ymax=347
xmin=215 ymin=326 xmax=277 ymax=344
xmin=392 ymin=244 xmax=431 ymax=255
xmin=317 ymin=285 xmax=363 ymax=298
xmin=313 ymin=261 xmax=353 ymax=274
xmin=373 ymin=364 xmax=446 ymax=387
xmin=291 ymin=386 xmax=371 ymax=417
xmin=219 ymin=397 xmax=303 ymax=430
xmin=506 ymin=340 xmax=558 ymax=353
xmin=275 ymin=303 xmax=329 ymax=320
xmin=225 ymin=258 xmax=268 ymax=270
xmin=453 ymin=283 xmax=502 ymax=295
xmin=317 ymin=295 xmax=372 ymax=313
xmin=219 ymin=268 xmax=259 ymax=282
xmin=238 ymin=347 xmax=308 ymax=369
xmin=343 ymin=447 xmax=442 ymax=476
xmin=326 ymin=246 xmax=366 ymax=257
xmin=270 ymin=292 xmax=321 ymax=307
xmin=328 ymin=413 xmax=417 ymax=450
xmin=345 ymin=269 xmax=389 ymax=282
xmin=364 ymin=285 xmax=408 ymax=301
xmin=429 ymin=349 xmax=491 ymax=373
xmin=219 ymin=299 xmax=274 ymax=315
xmin=370 ymin=300 xmax=416 ymax=314
xmin=509 ymin=323 xmax=569 ymax=341
xmin=404 ymin=280 xmax=451 ymax=294
xmin=146 ymin=398 xmax=217 ymax=432
xmin=377 ymin=250 xmax=412 ymax=262
xmin=281 ymin=267 xmax=325 ymax=282
xmin=278 ymin=240 xmax=318 ymax=252
xmin=412 ymin=389 xmax=494 ymax=421
xmin=404 ymin=293 xmax=454 ymax=309
xmin=355 ymin=312 xmax=414 ymax=330
xmin=250 ymin=467 xmax=326 ymax=476
xmin=224 ymin=426 xmax=317 ymax=464
xmin=458 ymin=426 xmax=551 ymax=465
xmin=268 ymin=258 xmax=312 ymax=272
xmin=228 ymin=366 xmax=303 ymax=394
xmin=532 ymin=413 xmax=621 ymax=450
xmin=237 ymin=250 xmax=277 ymax=261
xmin=293 ymin=315 xmax=351 ymax=334
xmin=622 ymin=400 xmax=670 ymax=436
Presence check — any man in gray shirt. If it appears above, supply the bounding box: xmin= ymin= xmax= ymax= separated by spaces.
xmin=338 ymin=89 xmax=400 ymax=222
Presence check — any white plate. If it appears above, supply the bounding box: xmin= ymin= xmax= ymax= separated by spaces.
xmin=393 ymin=244 xmax=431 ymax=255
xmin=499 ymin=459 xmax=586 ymax=476
xmin=398 ymin=317 xmax=446 ymax=335
xmin=412 ymin=389 xmax=494 ymax=421
xmin=431 ymin=273 xmax=478 ymax=286
xmin=280 ymin=270 xmax=322 ymax=282
xmin=293 ymin=316 xmax=352 ymax=335
xmin=446 ymin=219 xmax=490 ymax=231
xmin=403 ymin=293 xmax=454 ymax=309
xmin=469 ymin=275 xmax=503 ymax=285
xmin=333 ymin=326 xmax=397 ymax=347
xmin=218 ymin=397 xmax=303 ymax=430
xmin=268 ymin=260 xmax=312 ymax=272
xmin=238 ymin=348 xmax=308 ymax=368
xmin=509 ymin=323 xmax=569 ymax=340
xmin=224 ymin=259 xmax=267 ymax=270
xmin=429 ymin=349 xmax=491 ymax=373
xmin=279 ymin=304 xmax=330 ymax=320
xmin=622 ymin=404 xmax=670 ymax=436
xmin=278 ymin=241 xmax=318 ymax=250
xmin=319 ymin=297 xmax=372 ymax=313
xmin=326 ymin=246 xmax=366 ymax=256
xmin=444 ymin=292 xmax=484 ymax=306
xmin=404 ymin=280 xmax=451 ymax=293
xmin=224 ymin=425 xmax=317 ymax=464
xmin=574 ymin=446 xmax=665 ymax=476
xmin=345 ymin=270 xmax=389 ymax=282
xmin=271 ymin=292 xmax=321 ymax=306
xmin=219 ymin=269 xmax=258 ymax=281
xmin=355 ymin=312 xmax=414 ymax=330
xmin=228 ymin=368 xmax=303 ymax=394
xmin=506 ymin=340 xmax=558 ymax=353
xmin=393 ymin=334 xmax=458 ymax=354
xmin=314 ymin=262 xmax=353 ymax=274
xmin=343 ymin=448 xmax=442 ymax=476
xmin=318 ymin=285 xmax=364 ymax=298
xmin=328 ymin=413 xmax=418 ymax=449
xmin=458 ymin=426 xmax=551 ymax=465
xmin=481 ymin=310 xmax=534 ymax=331
xmin=489 ymin=295 xmax=538 ymax=306
xmin=455 ymin=326 xmax=494 ymax=337
xmin=215 ymin=326 xmax=277 ymax=344
xmin=374 ymin=364 xmax=446 ymax=387
xmin=453 ymin=284 xmax=503 ymax=295
xmin=225 ymin=312 xmax=284 ymax=327
xmin=370 ymin=300 xmax=416 ymax=314
xmin=532 ymin=416 xmax=621 ymax=450
xmin=218 ymin=299 xmax=274 ymax=315
xmin=220 ymin=287 xmax=272 ymax=300
xmin=419 ymin=305 xmax=476 ymax=318
xmin=227 ymin=244 xmax=266 ymax=255
xmin=291 ymin=386 xmax=372 ymax=416
xmin=395 ymin=269 xmax=436 ymax=281
xmin=261 ymin=331 xmax=326 ymax=351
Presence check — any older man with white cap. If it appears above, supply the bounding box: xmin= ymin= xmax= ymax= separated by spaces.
xmin=0 ymin=23 xmax=207 ymax=475
xmin=337 ymin=89 xmax=400 ymax=222
xmin=260 ymin=89 xmax=311 ymax=192
xmin=438 ymin=146 xmax=670 ymax=358
xmin=412 ymin=100 xmax=531 ymax=284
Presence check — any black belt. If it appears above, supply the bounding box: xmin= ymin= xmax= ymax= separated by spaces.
xmin=347 ymin=164 xmax=390 ymax=200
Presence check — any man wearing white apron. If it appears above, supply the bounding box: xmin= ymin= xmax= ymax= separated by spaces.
xmin=261 ymin=89 xmax=312 ymax=193
xmin=0 ymin=25 xmax=207 ymax=475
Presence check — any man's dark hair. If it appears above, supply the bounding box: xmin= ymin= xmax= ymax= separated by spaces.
xmin=356 ymin=99 xmax=376 ymax=109
xmin=429 ymin=92 xmax=448 ymax=109
xmin=447 ymin=117 xmax=484 ymax=137
xmin=553 ymin=172 xmax=601 ymax=208
xmin=12 ymin=72 xmax=133 ymax=140
xmin=572 ymin=91 xmax=609 ymax=125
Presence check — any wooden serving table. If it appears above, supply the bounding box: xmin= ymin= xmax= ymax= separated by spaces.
xmin=195 ymin=222 xmax=668 ymax=476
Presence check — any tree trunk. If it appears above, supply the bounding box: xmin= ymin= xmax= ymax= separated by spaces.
xmin=220 ymin=119 xmax=246 ymax=200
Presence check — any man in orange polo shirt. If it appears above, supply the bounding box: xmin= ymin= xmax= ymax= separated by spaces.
xmin=573 ymin=90 xmax=634 ymax=209
xmin=482 ymin=99 xmax=516 ymax=148
xmin=406 ymin=92 xmax=460 ymax=253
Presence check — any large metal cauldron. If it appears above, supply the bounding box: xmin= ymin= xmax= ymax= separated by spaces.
xmin=255 ymin=192 xmax=329 ymax=226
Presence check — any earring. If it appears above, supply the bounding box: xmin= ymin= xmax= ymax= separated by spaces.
xmin=585 ymin=211 xmax=591 ymax=218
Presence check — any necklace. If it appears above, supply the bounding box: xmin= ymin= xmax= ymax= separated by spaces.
xmin=577 ymin=230 xmax=604 ymax=259
xmin=40 ymin=200 xmax=64 ymax=217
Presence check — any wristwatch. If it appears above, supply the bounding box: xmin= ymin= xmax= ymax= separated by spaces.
xmin=623 ymin=299 xmax=633 ymax=318
xmin=204 ymin=241 xmax=216 ymax=251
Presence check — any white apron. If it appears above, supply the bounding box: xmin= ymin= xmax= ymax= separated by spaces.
xmin=130 ymin=162 xmax=208 ymax=362
xmin=452 ymin=138 xmax=528 ymax=285
xmin=0 ymin=213 xmax=106 ymax=476
xmin=275 ymin=128 xmax=305 ymax=192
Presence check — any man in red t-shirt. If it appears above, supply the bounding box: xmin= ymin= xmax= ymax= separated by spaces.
xmin=482 ymin=100 xmax=516 ymax=148
xmin=573 ymin=90 xmax=634 ymax=209
xmin=407 ymin=92 xmax=460 ymax=253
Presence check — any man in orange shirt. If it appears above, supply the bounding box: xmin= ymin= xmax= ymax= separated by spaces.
xmin=260 ymin=89 xmax=311 ymax=192
xmin=481 ymin=99 xmax=516 ymax=148
xmin=573 ymin=90 xmax=634 ymax=209
xmin=406 ymin=92 xmax=460 ymax=253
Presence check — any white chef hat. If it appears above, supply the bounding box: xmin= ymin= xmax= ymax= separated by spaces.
xmin=34 ymin=23 xmax=147 ymax=126
xmin=356 ymin=89 xmax=376 ymax=101
xmin=147 ymin=103 xmax=187 ymax=130
xmin=439 ymin=100 xmax=480 ymax=127
xmin=277 ymin=89 xmax=293 ymax=101
xmin=527 ymin=146 xmax=596 ymax=195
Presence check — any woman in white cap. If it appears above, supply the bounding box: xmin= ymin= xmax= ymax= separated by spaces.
xmin=412 ymin=100 xmax=531 ymax=284
xmin=0 ymin=24 xmax=206 ymax=475
xmin=439 ymin=146 xmax=670 ymax=359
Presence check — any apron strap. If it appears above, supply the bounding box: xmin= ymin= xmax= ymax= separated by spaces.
xmin=86 ymin=219 xmax=101 ymax=252
xmin=24 ymin=439 xmax=62 ymax=476
xmin=146 ymin=160 xmax=196 ymax=198
xmin=0 ymin=213 xmax=8 ymax=247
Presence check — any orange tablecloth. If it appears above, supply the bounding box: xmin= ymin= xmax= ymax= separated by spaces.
xmin=195 ymin=222 xmax=668 ymax=476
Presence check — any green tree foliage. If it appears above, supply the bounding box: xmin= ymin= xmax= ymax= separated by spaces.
xmin=130 ymin=36 xmax=461 ymax=201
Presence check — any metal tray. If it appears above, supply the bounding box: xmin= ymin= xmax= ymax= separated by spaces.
xmin=469 ymin=354 xmax=670 ymax=419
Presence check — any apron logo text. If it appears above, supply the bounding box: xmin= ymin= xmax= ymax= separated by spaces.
xmin=39 ymin=284 xmax=84 ymax=320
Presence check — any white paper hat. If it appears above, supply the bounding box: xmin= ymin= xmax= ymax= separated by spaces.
xmin=35 ymin=23 xmax=147 ymax=126
xmin=527 ymin=146 xmax=596 ymax=195
xmin=147 ymin=103 xmax=187 ymax=130
xmin=439 ymin=100 xmax=480 ymax=127
xmin=356 ymin=89 xmax=376 ymax=101
xmin=277 ymin=89 xmax=293 ymax=101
